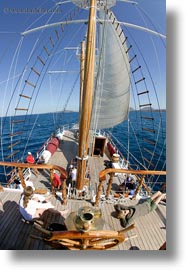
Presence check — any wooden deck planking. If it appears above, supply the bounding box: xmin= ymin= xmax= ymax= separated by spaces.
xmin=0 ymin=188 xmax=166 ymax=250
xmin=0 ymin=131 xmax=166 ymax=250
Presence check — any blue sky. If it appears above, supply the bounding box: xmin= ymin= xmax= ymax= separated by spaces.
xmin=0 ymin=0 xmax=166 ymax=116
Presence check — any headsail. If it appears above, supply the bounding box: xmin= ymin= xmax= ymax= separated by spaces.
xmin=91 ymin=9 xmax=130 ymax=130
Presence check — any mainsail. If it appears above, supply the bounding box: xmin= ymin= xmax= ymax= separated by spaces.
xmin=91 ymin=10 xmax=130 ymax=130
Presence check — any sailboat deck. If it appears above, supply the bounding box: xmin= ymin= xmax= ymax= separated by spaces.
xmin=0 ymin=131 xmax=166 ymax=250
xmin=0 ymin=188 xmax=166 ymax=250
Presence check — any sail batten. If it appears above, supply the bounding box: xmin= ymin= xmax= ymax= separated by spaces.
xmin=91 ymin=10 xmax=130 ymax=130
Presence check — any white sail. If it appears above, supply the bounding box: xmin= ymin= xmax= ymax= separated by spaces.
xmin=91 ymin=10 xmax=130 ymax=130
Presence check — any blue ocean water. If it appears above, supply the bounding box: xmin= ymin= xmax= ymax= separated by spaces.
xmin=0 ymin=111 xmax=166 ymax=189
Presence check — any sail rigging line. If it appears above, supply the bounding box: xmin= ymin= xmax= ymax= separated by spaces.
xmin=25 ymin=33 xmax=65 ymax=119
xmin=147 ymin=135 xmax=166 ymax=186
xmin=0 ymin=31 xmax=20 ymax=34
xmin=21 ymin=114 xmax=40 ymax=160
xmin=127 ymin=118 xmax=130 ymax=162
xmin=114 ymin=26 xmax=146 ymax=145
xmin=21 ymin=17 xmax=166 ymax=40
xmin=12 ymin=37 xmax=56 ymax=160
xmin=120 ymin=23 xmax=165 ymax=168
xmin=25 ymin=5 xmax=84 ymax=125
xmin=1 ymin=23 xmax=52 ymax=119
xmin=55 ymin=1 xmax=72 ymax=6
xmin=122 ymin=16 xmax=165 ymax=118
xmin=62 ymin=72 xmax=80 ymax=112
xmin=49 ymin=52 xmax=72 ymax=117
xmin=0 ymin=33 xmax=22 ymax=67
xmin=2 ymin=16 xmax=73 ymax=162
xmin=143 ymin=117 xmax=165 ymax=173
xmin=1 ymin=37 xmax=24 ymax=120
xmin=150 ymin=159 xmax=166 ymax=190
xmin=125 ymin=37 xmax=154 ymax=130
xmin=49 ymin=23 xmax=85 ymax=114
xmin=134 ymin=4 xmax=166 ymax=122
xmin=134 ymin=3 xmax=166 ymax=48
xmin=116 ymin=21 xmax=166 ymax=39
xmin=107 ymin=129 xmax=148 ymax=171
xmin=7 ymin=5 xmax=83 ymax=161
xmin=49 ymin=75 xmax=56 ymax=128
xmin=117 ymin=0 xmax=138 ymax=5
xmin=128 ymin=118 xmax=147 ymax=168
xmin=97 ymin=19 xmax=166 ymax=39
xmin=21 ymin=20 xmax=88 ymax=36
xmin=131 ymin=31 xmax=164 ymax=142
xmin=27 ymin=29 xmax=80 ymax=129
xmin=22 ymin=0 xmax=65 ymax=34
xmin=0 ymin=37 xmax=25 ymax=172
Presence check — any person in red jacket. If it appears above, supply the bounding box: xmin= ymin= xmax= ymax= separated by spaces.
xmin=26 ymin=152 xmax=35 ymax=163
xmin=53 ymin=173 xmax=62 ymax=190
xmin=26 ymin=152 xmax=39 ymax=175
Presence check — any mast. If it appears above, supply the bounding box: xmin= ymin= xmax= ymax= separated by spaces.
xmin=76 ymin=0 xmax=97 ymax=190
xmin=79 ymin=40 xmax=85 ymax=119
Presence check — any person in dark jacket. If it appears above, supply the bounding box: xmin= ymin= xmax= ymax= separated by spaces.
xmin=114 ymin=191 xmax=166 ymax=228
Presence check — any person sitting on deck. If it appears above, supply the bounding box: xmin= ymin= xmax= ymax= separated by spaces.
xmin=39 ymin=150 xmax=52 ymax=164
xmin=19 ymin=186 xmax=68 ymax=221
xmin=114 ymin=191 xmax=166 ymax=228
xmin=118 ymin=177 xmax=136 ymax=195
xmin=26 ymin=152 xmax=40 ymax=175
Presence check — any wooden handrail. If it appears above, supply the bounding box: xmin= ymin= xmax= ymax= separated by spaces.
xmin=0 ymin=161 xmax=68 ymax=205
xmin=0 ymin=161 xmax=67 ymax=178
xmin=95 ymin=168 xmax=166 ymax=206
xmin=99 ymin=168 xmax=166 ymax=181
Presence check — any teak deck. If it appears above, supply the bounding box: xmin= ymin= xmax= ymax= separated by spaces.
xmin=0 ymin=131 xmax=166 ymax=250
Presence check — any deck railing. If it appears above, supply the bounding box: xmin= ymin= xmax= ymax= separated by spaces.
xmin=95 ymin=168 xmax=166 ymax=206
xmin=0 ymin=161 xmax=68 ymax=204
